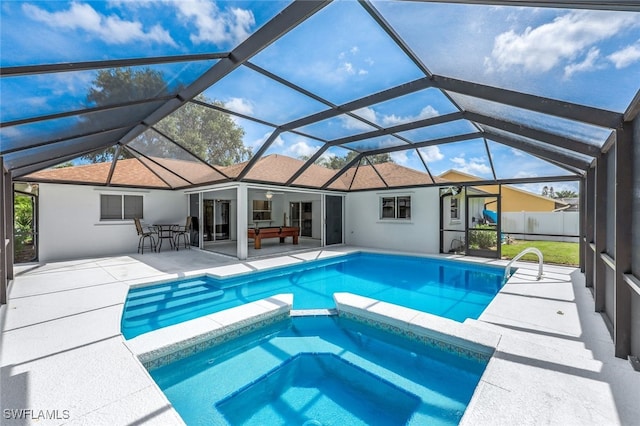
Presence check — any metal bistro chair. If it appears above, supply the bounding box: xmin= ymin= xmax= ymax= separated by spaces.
xmin=173 ymin=216 xmax=192 ymax=250
xmin=134 ymin=218 xmax=156 ymax=254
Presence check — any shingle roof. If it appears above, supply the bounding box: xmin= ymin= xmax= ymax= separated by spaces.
xmin=24 ymin=154 xmax=442 ymax=191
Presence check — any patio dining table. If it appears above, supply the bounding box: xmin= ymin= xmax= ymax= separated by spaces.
xmin=153 ymin=224 xmax=178 ymax=251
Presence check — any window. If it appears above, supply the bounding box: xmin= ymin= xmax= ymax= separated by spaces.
xmin=252 ymin=199 xmax=272 ymax=221
xmin=380 ymin=196 xmax=411 ymax=220
xmin=450 ymin=197 xmax=460 ymax=220
xmin=100 ymin=194 xmax=143 ymax=220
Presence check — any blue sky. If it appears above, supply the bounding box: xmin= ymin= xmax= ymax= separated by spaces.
xmin=2 ymin=0 xmax=639 ymax=193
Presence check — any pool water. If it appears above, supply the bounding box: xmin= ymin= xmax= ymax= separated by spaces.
xmin=122 ymin=252 xmax=506 ymax=339
xmin=150 ymin=315 xmax=489 ymax=425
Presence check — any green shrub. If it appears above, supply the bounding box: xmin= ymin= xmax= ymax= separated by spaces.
xmin=469 ymin=224 xmax=497 ymax=249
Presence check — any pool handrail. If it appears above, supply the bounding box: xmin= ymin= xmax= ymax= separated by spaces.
xmin=504 ymin=247 xmax=543 ymax=283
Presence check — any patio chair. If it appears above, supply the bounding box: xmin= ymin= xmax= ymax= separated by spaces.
xmin=173 ymin=216 xmax=192 ymax=250
xmin=134 ymin=218 xmax=156 ymax=254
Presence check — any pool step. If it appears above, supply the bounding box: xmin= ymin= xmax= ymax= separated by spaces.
xmin=124 ymin=289 xmax=225 ymax=320
xmin=126 ymin=284 xmax=216 ymax=309
xmin=290 ymin=309 xmax=338 ymax=317
xmin=127 ymin=279 xmax=212 ymax=301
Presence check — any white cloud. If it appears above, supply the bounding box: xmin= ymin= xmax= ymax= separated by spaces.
xmin=451 ymin=155 xmax=492 ymax=175
xmin=418 ymin=146 xmax=444 ymax=162
xmin=486 ymin=10 xmax=638 ymax=74
xmin=286 ymin=140 xmax=318 ymax=158
xmin=318 ymin=152 xmax=337 ymax=164
xmin=23 ymin=2 xmax=176 ymax=45
xmin=352 ymin=107 xmax=377 ymax=124
xmin=224 ymin=97 xmax=254 ymax=115
xmin=564 ymin=47 xmax=601 ymax=78
xmin=513 ymin=170 xmax=538 ymax=179
xmin=352 ymin=105 xmax=439 ymax=128
xmin=510 ymin=148 xmax=525 ymax=157
xmin=336 ymin=45 xmax=370 ymax=77
xmin=381 ymin=105 xmax=439 ymax=127
xmin=175 ymin=0 xmax=254 ymax=46
xmin=608 ymin=40 xmax=640 ymax=68
xmin=228 ymin=8 xmax=254 ymax=43
xmin=250 ymin=131 xmax=278 ymax=150
xmin=340 ymin=115 xmax=373 ymax=131
xmin=390 ymin=151 xmax=408 ymax=165
xmin=340 ymin=62 xmax=355 ymax=75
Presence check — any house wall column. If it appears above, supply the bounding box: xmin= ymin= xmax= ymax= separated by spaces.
xmin=320 ymin=193 xmax=326 ymax=246
xmin=236 ymin=183 xmax=248 ymax=260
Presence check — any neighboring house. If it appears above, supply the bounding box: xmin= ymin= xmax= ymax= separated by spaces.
xmin=438 ymin=170 xmax=570 ymax=212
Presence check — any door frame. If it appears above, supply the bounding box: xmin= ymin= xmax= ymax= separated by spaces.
xmin=465 ymin=191 xmax=502 ymax=259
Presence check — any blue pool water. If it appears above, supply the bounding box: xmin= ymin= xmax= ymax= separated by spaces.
xmin=122 ymin=252 xmax=506 ymax=339
xmin=150 ymin=315 xmax=489 ymax=425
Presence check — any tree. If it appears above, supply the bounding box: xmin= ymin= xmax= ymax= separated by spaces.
xmin=554 ymin=190 xmax=578 ymax=199
xmin=84 ymin=68 xmax=248 ymax=166
xmin=155 ymin=95 xmax=249 ymax=166
xmin=87 ymin=68 xmax=168 ymax=106
xmin=308 ymin=151 xmax=394 ymax=170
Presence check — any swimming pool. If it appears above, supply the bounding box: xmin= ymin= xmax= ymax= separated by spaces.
xmin=122 ymin=252 xmax=506 ymax=339
xmin=150 ymin=315 xmax=490 ymax=425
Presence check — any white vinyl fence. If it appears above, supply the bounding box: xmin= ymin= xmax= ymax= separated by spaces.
xmin=502 ymin=211 xmax=580 ymax=243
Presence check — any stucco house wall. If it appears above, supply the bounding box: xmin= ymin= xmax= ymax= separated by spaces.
xmin=345 ymin=187 xmax=440 ymax=254
xmin=439 ymin=170 xmax=564 ymax=212
xmin=38 ymin=183 xmax=187 ymax=262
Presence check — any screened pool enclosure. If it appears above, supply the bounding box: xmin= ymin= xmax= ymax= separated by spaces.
xmin=1 ymin=0 xmax=640 ymax=358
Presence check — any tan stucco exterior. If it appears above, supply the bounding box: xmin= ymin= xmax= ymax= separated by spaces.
xmin=439 ymin=170 xmax=567 ymax=212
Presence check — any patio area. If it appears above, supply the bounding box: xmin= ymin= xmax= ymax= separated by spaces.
xmin=204 ymin=236 xmax=323 ymax=258
xmin=1 ymin=247 xmax=638 ymax=425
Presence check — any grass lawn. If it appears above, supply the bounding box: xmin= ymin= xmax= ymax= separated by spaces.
xmin=501 ymin=240 xmax=579 ymax=266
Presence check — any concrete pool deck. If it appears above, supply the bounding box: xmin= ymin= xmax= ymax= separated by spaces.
xmin=1 ymin=247 xmax=639 ymax=425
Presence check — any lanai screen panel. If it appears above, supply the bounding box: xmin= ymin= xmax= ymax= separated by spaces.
xmin=449 ymin=93 xmax=612 ymax=147
xmin=341 ymin=135 xmax=410 ymax=152
xmin=291 ymin=145 xmax=355 ymax=190
xmin=1 ymin=62 xmax=216 ymax=123
xmin=202 ymin=65 xmax=329 ymax=126
xmin=424 ymin=138 xmax=495 ymax=180
xmin=296 ymin=115 xmax=379 ymax=141
xmin=249 ymin=0 xmax=426 ymax=105
xmin=127 ymin=128 xmax=226 ymax=186
xmin=0 ymin=1 xmax=290 ymax=65
xmin=2 ymin=0 xmax=637 ymax=191
xmin=487 ymin=141 xmax=577 ymax=180
xmin=1 ymin=101 xmax=167 ymax=155
xmin=374 ymin=0 xmax=640 ymax=112
xmin=350 ymin=88 xmax=460 ymax=127
xmin=396 ymin=120 xmax=478 ymax=143
xmin=482 ymin=125 xmax=594 ymax=167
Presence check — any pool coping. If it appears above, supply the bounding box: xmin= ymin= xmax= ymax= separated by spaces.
xmin=333 ymin=292 xmax=501 ymax=362
xmin=124 ymin=293 xmax=293 ymax=370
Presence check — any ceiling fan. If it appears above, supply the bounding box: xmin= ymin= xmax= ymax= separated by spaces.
xmin=264 ymin=190 xmax=284 ymax=199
